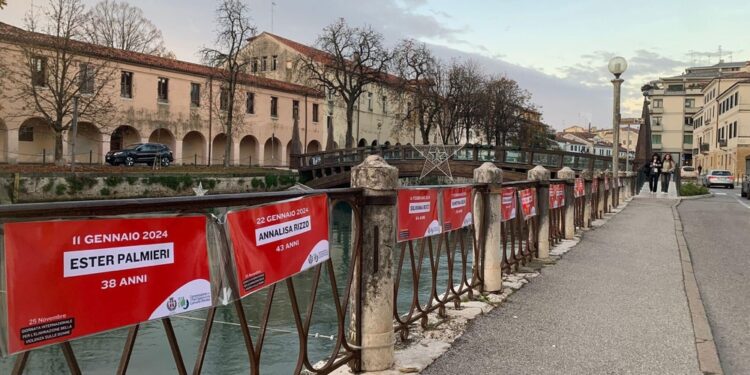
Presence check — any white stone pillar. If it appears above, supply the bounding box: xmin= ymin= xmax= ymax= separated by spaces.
xmin=7 ymin=128 xmax=19 ymax=164
xmin=528 ymin=165 xmax=551 ymax=259
xmin=473 ymin=162 xmax=503 ymax=292
xmin=231 ymin=137 xmax=240 ymax=166
xmin=594 ymin=170 xmax=604 ymax=218
xmin=173 ymin=139 xmax=183 ymax=165
xmin=350 ymin=155 xmax=398 ymax=371
xmin=558 ymin=167 xmax=576 ymax=239
xmin=101 ymin=133 xmax=110 ymax=165
xmin=581 ymin=170 xmax=592 ymax=228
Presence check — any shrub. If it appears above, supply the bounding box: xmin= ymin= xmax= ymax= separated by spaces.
xmin=264 ymin=174 xmax=278 ymax=189
xmin=65 ymin=176 xmax=97 ymax=194
xmin=42 ymin=179 xmax=55 ymax=193
xmin=680 ymin=183 xmax=709 ymax=197
xmin=55 ymin=183 xmax=67 ymax=196
xmin=100 ymin=187 xmax=111 ymax=196
xmin=105 ymin=176 xmax=124 ymax=187
xmin=127 ymin=177 xmax=138 ymax=185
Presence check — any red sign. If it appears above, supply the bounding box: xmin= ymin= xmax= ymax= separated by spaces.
xmin=4 ymin=216 xmax=211 ymax=355
xmin=398 ymin=188 xmax=441 ymax=242
xmin=501 ymin=187 xmax=517 ymax=222
xmin=442 ymin=186 xmax=473 ymax=232
xmin=574 ymin=178 xmax=585 ymax=198
xmin=519 ymin=188 xmax=537 ymax=219
xmin=226 ymin=194 xmax=329 ymax=298
xmin=549 ymin=184 xmax=565 ymax=209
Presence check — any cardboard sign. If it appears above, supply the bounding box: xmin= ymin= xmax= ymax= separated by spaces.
xmin=4 ymin=216 xmax=211 ymax=355
xmin=442 ymin=186 xmax=473 ymax=232
xmin=549 ymin=184 xmax=565 ymax=209
xmin=574 ymin=178 xmax=585 ymax=198
xmin=226 ymin=194 xmax=329 ymax=298
xmin=519 ymin=188 xmax=537 ymax=219
xmin=556 ymin=184 xmax=566 ymax=207
xmin=398 ymin=188 xmax=441 ymax=242
xmin=501 ymin=187 xmax=517 ymax=222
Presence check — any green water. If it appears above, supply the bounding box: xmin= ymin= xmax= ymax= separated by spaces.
xmin=0 ymin=204 xmax=476 ymax=374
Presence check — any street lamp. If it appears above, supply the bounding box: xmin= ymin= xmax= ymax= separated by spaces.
xmin=608 ymin=56 xmax=627 ymax=185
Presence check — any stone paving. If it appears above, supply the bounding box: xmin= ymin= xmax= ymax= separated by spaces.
xmin=422 ymin=198 xmax=701 ymax=375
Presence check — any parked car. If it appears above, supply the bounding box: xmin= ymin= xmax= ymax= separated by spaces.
xmin=106 ymin=143 xmax=173 ymax=167
xmin=701 ymin=170 xmax=735 ymax=189
xmin=680 ymin=165 xmax=698 ymax=179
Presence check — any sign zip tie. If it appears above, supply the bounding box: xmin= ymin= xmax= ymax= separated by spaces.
xmin=172 ymin=315 xmax=335 ymax=340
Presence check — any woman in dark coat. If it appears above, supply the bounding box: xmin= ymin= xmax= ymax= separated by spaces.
xmin=648 ymin=153 xmax=662 ymax=193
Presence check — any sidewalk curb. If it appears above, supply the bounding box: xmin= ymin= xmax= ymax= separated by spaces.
xmin=672 ymin=201 xmax=723 ymax=375
xmin=679 ymin=193 xmax=714 ymax=201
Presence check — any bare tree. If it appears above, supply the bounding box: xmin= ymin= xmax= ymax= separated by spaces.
xmin=481 ymin=76 xmax=532 ymax=148
xmin=0 ymin=0 xmax=7 ymax=9
xmin=201 ymin=0 xmax=256 ymax=167
xmin=82 ymin=0 xmax=173 ymax=57
xmin=298 ymin=18 xmax=391 ymax=148
xmin=0 ymin=0 xmax=117 ymax=164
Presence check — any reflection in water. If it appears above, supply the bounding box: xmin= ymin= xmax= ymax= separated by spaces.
xmin=0 ymin=202 xmax=475 ymax=374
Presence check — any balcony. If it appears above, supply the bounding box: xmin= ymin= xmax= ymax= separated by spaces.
xmin=718 ymin=139 xmax=727 ymax=148
xmin=684 ymin=106 xmax=699 ymax=114
xmin=700 ymin=143 xmax=709 ymax=154
xmin=650 ymin=107 xmax=664 ymax=114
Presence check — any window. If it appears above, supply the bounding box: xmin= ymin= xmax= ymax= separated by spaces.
xmin=382 ymin=95 xmax=387 ymax=114
xmin=270 ymin=96 xmax=278 ymax=117
xmin=733 ymin=121 xmax=738 ymax=138
xmin=19 ymin=126 xmax=33 ymax=142
xmin=735 ymin=92 xmax=739 ymax=105
xmin=685 ymin=98 xmax=694 ymax=108
xmin=251 ymin=58 xmax=259 ymax=73
xmin=683 ymin=134 xmax=693 ymax=145
xmin=651 ymin=134 xmax=662 ymax=145
xmin=684 ymin=116 xmax=693 ymax=126
xmin=652 ymin=99 xmax=663 ymax=108
xmin=367 ymin=92 xmax=373 ymax=111
xmin=652 ymin=116 xmax=662 ymax=126
xmin=272 ymin=55 xmax=278 ymax=71
xmin=79 ymin=63 xmax=94 ymax=94
xmin=121 ymin=71 xmax=133 ymax=98
xmin=157 ymin=77 xmax=169 ymax=102
xmin=220 ymin=88 xmax=229 ymax=111
xmin=30 ymin=56 xmax=47 ymax=86
xmin=190 ymin=83 xmax=201 ymax=107
xmin=293 ymin=100 xmax=299 ymax=119
xmin=312 ymin=103 xmax=319 ymax=122
xmin=261 ymin=56 xmax=268 ymax=71
xmin=246 ymin=92 xmax=255 ymax=114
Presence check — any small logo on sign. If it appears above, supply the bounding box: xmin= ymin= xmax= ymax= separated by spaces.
xmin=166 ymin=297 xmax=177 ymax=311
xmin=178 ymin=296 xmax=190 ymax=310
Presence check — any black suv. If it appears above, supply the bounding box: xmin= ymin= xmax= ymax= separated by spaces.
xmin=106 ymin=143 xmax=174 ymax=167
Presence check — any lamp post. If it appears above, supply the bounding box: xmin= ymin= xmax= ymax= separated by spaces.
xmin=608 ymin=56 xmax=627 ymax=182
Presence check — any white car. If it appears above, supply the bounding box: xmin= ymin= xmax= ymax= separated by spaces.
xmin=702 ymin=170 xmax=735 ymax=189
xmin=680 ymin=166 xmax=698 ymax=179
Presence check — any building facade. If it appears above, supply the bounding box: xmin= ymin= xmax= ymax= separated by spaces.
xmin=0 ymin=22 xmax=326 ymax=166
xmin=244 ymin=32 xmax=410 ymax=149
xmin=692 ymin=71 xmax=750 ymax=179
xmin=644 ymin=61 xmax=746 ymax=166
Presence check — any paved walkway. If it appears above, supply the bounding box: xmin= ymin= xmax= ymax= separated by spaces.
xmin=423 ymin=199 xmax=701 ymax=375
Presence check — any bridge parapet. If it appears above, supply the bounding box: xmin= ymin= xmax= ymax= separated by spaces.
xmin=0 ymin=157 xmax=637 ymax=374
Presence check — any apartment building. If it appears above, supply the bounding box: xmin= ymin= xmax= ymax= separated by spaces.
xmin=0 ymin=22 xmax=326 ymax=166
xmin=643 ymin=61 xmax=746 ymax=166
xmin=692 ymin=71 xmax=750 ymax=179
xmin=244 ymin=32 xmax=408 ymax=149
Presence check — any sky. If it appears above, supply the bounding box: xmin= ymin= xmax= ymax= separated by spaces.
xmin=2 ymin=0 xmax=748 ymax=130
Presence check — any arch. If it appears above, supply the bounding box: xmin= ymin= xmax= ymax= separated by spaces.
xmin=371 ymin=140 xmax=379 ymax=146
xmin=357 ymin=138 xmax=367 ymax=147
xmin=263 ymin=136 xmax=282 ymax=166
xmin=182 ymin=131 xmax=207 ymax=165
xmin=326 ymin=141 xmax=339 ymax=151
xmin=286 ymin=140 xmax=294 ymax=166
xmin=0 ymin=119 xmax=7 ymax=163
xmin=306 ymin=140 xmax=321 ymax=153
xmin=110 ymin=125 xmax=141 ymax=151
xmin=384 ymin=141 xmax=391 ymax=147
xmin=212 ymin=133 xmax=228 ymax=165
xmin=18 ymin=118 xmax=55 ymax=163
xmin=148 ymin=128 xmax=176 ymax=152
xmin=239 ymin=135 xmax=259 ymax=166
xmin=75 ymin=122 xmax=102 ymax=164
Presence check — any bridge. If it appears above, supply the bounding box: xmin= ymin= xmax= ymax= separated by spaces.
xmin=291 ymin=144 xmax=626 ymax=188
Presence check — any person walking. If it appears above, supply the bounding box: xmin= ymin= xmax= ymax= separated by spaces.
xmin=649 ymin=153 xmax=662 ymax=193
xmin=661 ymin=154 xmax=675 ymax=193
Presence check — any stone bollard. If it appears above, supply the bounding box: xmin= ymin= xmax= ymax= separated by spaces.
xmin=350 ymin=155 xmax=397 ymax=371
xmin=528 ymin=165 xmax=551 ymax=259
xmin=618 ymin=171 xmax=628 ymax=200
xmin=627 ymin=171 xmax=635 ymax=199
xmin=580 ymin=169 xmax=592 ymax=228
xmin=473 ymin=162 xmax=503 ymax=292
xmin=593 ymin=169 xmax=604 ymax=218
xmin=558 ymin=167 xmax=576 ymax=239
xmin=603 ymin=169 xmax=612 ymax=212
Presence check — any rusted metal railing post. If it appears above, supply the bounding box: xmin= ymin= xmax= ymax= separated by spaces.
xmin=594 ymin=169 xmax=604 ymax=219
xmin=350 ymin=155 xmax=397 ymax=371
xmin=528 ymin=165 xmax=551 ymax=259
xmin=558 ymin=167 xmax=576 ymax=239
xmin=473 ymin=162 xmax=503 ymax=292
